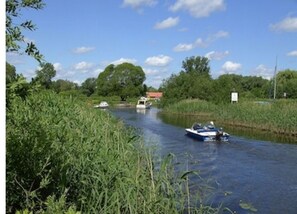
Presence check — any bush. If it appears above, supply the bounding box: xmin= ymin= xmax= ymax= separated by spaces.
xmin=7 ymin=92 xmax=214 ymax=213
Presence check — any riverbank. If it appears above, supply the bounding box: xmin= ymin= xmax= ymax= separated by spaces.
xmin=161 ymin=99 xmax=297 ymax=138
xmin=6 ymin=92 xmax=218 ymax=213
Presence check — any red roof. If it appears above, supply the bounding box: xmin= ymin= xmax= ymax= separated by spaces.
xmin=146 ymin=92 xmax=163 ymax=98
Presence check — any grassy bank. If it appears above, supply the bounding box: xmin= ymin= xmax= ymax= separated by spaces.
xmin=6 ymin=92 xmax=218 ymax=213
xmin=162 ymin=99 xmax=297 ymax=137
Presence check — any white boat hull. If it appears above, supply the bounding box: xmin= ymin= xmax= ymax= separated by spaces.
xmin=185 ymin=128 xmax=229 ymax=142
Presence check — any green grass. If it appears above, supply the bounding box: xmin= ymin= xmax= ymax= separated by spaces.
xmin=162 ymin=99 xmax=297 ymax=136
xmin=6 ymin=92 xmax=219 ymax=213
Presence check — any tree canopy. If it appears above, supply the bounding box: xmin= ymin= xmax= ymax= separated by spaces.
xmin=32 ymin=63 xmax=56 ymax=89
xmin=161 ymin=56 xmax=213 ymax=105
xmin=276 ymin=69 xmax=297 ymax=98
xmin=97 ymin=63 xmax=146 ymax=101
xmin=81 ymin=77 xmax=96 ymax=97
xmin=6 ymin=0 xmax=45 ymax=62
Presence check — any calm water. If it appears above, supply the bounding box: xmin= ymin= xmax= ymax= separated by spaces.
xmin=110 ymin=107 xmax=297 ymax=214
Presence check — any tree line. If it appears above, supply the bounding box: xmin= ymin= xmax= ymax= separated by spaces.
xmin=6 ymin=56 xmax=297 ymax=106
xmin=159 ymin=56 xmax=297 ymax=106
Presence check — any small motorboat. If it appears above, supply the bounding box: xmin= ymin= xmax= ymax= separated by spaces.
xmin=94 ymin=101 xmax=109 ymax=109
xmin=136 ymin=97 xmax=151 ymax=109
xmin=185 ymin=121 xmax=229 ymax=142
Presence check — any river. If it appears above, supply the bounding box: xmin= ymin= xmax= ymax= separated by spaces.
xmin=110 ymin=107 xmax=297 ymax=213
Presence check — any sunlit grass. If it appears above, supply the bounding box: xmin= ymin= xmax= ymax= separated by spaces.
xmin=6 ymin=92 xmax=219 ymax=213
xmin=162 ymin=99 xmax=297 ymax=136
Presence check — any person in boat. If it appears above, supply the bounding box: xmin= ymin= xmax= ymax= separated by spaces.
xmin=204 ymin=121 xmax=215 ymax=130
xmin=192 ymin=123 xmax=202 ymax=130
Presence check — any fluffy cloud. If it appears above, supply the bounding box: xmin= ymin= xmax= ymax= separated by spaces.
xmin=53 ymin=63 xmax=63 ymax=72
xmin=287 ymin=50 xmax=297 ymax=57
xmin=173 ymin=30 xmax=228 ymax=52
xmin=169 ymin=0 xmax=225 ymax=18
xmin=205 ymin=50 xmax=229 ymax=60
xmin=74 ymin=61 xmax=94 ymax=72
xmin=173 ymin=43 xmax=194 ymax=52
xmin=111 ymin=58 xmax=137 ymax=65
xmin=122 ymin=0 xmax=157 ymax=8
xmin=154 ymin=17 xmax=179 ymax=29
xmin=222 ymin=61 xmax=241 ymax=73
xmin=145 ymin=55 xmax=172 ymax=66
xmin=73 ymin=46 xmax=95 ymax=54
xmin=270 ymin=16 xmax=297 ymax=32
xmin=252 ymin=64 xmax=274 ymax=80
xmin=143 ymin=68 xmax=159 ymax=75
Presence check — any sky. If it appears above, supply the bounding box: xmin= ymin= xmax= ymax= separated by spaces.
xmin=5 ymin=0 xmax=297 ymax=88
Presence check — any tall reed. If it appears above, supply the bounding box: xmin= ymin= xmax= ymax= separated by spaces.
xmin=6 ymin=92 xmax=218 ymax=213
xmin=162 ymin=99 xmax=297 ymax=136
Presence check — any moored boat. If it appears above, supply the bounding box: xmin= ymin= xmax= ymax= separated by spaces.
xmin=94 ymin=101 xmax=109 ymax=109
xmin=185 ymin=121 xmax=229 ymax=142
xmin=136 ymin=97 xmax=151 ymax=109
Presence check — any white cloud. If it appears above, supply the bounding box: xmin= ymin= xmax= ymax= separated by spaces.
xmin=74 ymin=61 xmax=94 ymax=72
xmin=252 ymin=64 xmax=274 ymax=80
xmin=222 ymin=61 xmax=242 ymax=73
xmin=93 ymin=68 xmax=104 ymax=76
xmin=270 ymin=16 xmax=297 ymax=32
xmin=73 ymin=46 xmax=95 ymax=54
xmin=53 ymin=63 xmax=63 ymax=71
xmin=173 ymin=30 xmax=228 ymax=52
xmin=287 ymin=50 xmax=297 ymax=57
xmin=154 ymin=17 xmax=179 ymax=29
xmin=194 ymin=38 xmax=207 ymax=48
xmin=211 ymin=30 xmax=229 ymax=40
xmin=173 ymin=43 xmax=194 ymax=52
xmin=122 ymin=0 xmax=157 ymax=8
xmin=205 ymin=50 xmax=229 ymax=60
xmin=169 ymin=0 xmax=225 ymax=18
xmin=143 ymin=68 xmax=159 ymax=75
xmin=111 ymin=58 xmax=137 ymax=65
xmin=145 ymin=55 xmax=172 ymax=66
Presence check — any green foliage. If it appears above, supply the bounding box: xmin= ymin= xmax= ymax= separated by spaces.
xmin=160 ymin=55 xmax=286 ymax=106
xmin=80 ymin=77 xmax=96 ymax=97
xmin=182 ymin=56 xmax=211 ymax=78
xmin=97 ymin=63 xmax=146 ymax=101
xmin=6 ymin=0 xmax=45 ymax=62
xmin=52 ymin=79 xmax=78 ymax=93
xmin=275 ymin=69 xmax=297 ymax=98
xmin=6 ymin=62 xmax=17 ymax=84
xmin=7 ymin=92 xmax=215 ymax=213
xmin=162 ymin=99 xmax=297 ymax=136
xmin=160 ymin=56 xmax=212 ymax=106
xmin=32 ymin=63 xmax=56 ymax=89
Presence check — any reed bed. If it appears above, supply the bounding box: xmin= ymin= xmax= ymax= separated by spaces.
xmin=162 ymin=99 xmax=297 ymax=137
xmin=6 ymin=92 xmax=218 ymax=213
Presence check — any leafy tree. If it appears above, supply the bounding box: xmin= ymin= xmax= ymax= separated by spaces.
xmin=6 ymin=62 xmax=17 ymax=84
xmin=52 ymin=79 xmax=78 ymax=93
xmin=6 ymin=62 xmax=36 ymax=108
xmin=275 ymin=69 xmax=297 ymax=98
xmin=97 ymin=63 xmax=146 ymax=101
xmin=6 ymin=0 xmax=45 ymax=62
xmin=182 ymin=56 xmax=211 ymax=78
xmin=33 ymin=63 xmax=56 ymax=89
xmin=160 ymin=56 xmax=212 ymax=106
xmin=81 ymin=77 xmax=96 ymax=97
xmin=212 ymin=74 xmax=240 ymax=103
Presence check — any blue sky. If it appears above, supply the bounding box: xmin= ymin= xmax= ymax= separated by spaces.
xmin=6 ymin=0 xmax=297 ymax=88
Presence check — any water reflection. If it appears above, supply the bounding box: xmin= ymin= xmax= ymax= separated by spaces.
xmin=110 ymin=107 xmax=297 ymax=213
xmin=136 ymin=109 xmax=147 ymax=114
